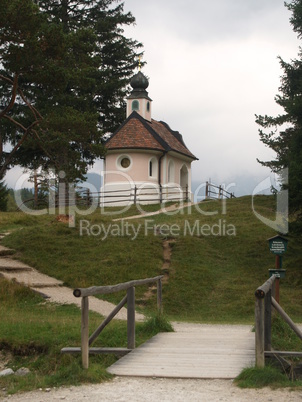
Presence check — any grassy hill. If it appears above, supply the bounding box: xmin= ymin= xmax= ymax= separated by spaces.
xmin=1 ymin=195 xmax=302 ymax=323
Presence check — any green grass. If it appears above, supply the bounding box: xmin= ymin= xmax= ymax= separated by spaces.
xmin=271 ymin=314 xmax=302 ymax=352
xmin=235 ymin=365 xmax=302 ymax=388
xmin=1 ymin=195 xmax=302 ymax=322
xmin=1 ymin=195 xmax=302 ymax=391
xmin=137 ymin=313 xmax=174 ymax=336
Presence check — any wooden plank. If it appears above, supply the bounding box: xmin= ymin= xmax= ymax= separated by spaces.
xmin=81 ymin=296 xmax=89 ymax=369
xmin=255 ymin=275 xmax=276 ymax=299
xmin=108 ymin=325 xmax=255 ymax=379
xmin=265 ymin=351 xmax=302 ymax=358
xmin=73 ymin=275 xmax=164 ymax=297
xmin=264 ymin=290 xmax=272 ymax=351
xmin=89 ymin=294 xmax=127 ymax=346
xmin=61 ymin=347 xmax=131 ymax=356
xmin=157 ymin=279 xmax=162 ymax=313
xmin=271 ymin=297 xmax=302 ymax=340
xmin=255 ymin=297 xmax=265 ymax=367
xmin=127 ymin=287 xmax=135 ymax=350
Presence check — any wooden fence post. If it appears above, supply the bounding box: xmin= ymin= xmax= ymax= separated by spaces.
xmin=264 ymin=290 xmax=272 ymax=352
xmin=205 ymin=181 xmax=209 ymax=199
xmin=133 ymin=186 xmax=137 ymax=205
xmin=157 ymin=278 xmax=162 ymax=314
xmin=81 ymin=296 xmax=89 ymax=369
xmin=255 ymin=297 xmax=265 ymax=367
xmin=127 ymin=287 xmax=135 ymax=349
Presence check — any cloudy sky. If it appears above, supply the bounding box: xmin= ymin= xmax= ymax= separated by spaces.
xmin=4 ymin=0 xmax=300 ymax=195
xmin=120 ymin=0 xmax=300 ymax=195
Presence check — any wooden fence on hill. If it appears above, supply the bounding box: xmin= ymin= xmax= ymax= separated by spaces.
xmin=18 ymin=185 xmax=190 ymax=209
xmin=205 ymin=181 xmax=235 ymax=200
xmin=100 ymin=184 xmax=189 ymax=206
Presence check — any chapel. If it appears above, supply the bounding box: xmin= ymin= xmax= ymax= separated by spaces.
xmin=101 ymin=70 xmax=197 ymax=205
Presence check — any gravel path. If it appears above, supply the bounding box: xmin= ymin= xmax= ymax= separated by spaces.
xmin=4 ymin=323 xmax=302 ymax=401
xmin=3 ymin=323 xmax=302 ymax=401
xmin=4 ymin=377 xmax=302 ymax=402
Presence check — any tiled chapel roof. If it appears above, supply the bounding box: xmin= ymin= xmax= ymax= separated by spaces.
xmin=105 ymin=111 xmax=197 ymax=160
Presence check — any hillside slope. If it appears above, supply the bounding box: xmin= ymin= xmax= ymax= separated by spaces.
xmin=1 ymin=195 xmax=301 ymax=323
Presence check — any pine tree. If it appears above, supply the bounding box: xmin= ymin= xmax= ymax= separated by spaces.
xmin=0 ymin=0 xmax=143 ymax=184
xmin=256 ymin=0 xmax=302 ymax=228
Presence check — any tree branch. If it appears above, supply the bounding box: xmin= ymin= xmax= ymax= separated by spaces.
xmin=0 ymin=74 xmax=19 ymax=118
xmin=18 ymin=87 xmax=43 ymax=121
xmin=3 ymin=115 xmax=27 ymax=132
xmin=0 ymin=117 xmax=42 ymax=178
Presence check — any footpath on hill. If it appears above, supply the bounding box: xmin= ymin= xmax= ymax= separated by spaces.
xmin=0 ymin=232 xmax=143 ymax=321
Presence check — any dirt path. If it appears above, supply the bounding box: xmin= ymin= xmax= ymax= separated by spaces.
xmin=4 ymin=377 xmax=302 ymax=402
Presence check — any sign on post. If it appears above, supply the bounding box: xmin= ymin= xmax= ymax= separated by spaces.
xmin=268 ymin=235 xmax=288 ymax=255
xmin=267 ymin=235 xmax=288 ymax=303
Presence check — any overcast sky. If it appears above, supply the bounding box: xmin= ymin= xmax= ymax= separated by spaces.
xmin=4 ymin=0 xmax=300 ymax=195
xmin=120 ymin=0 xmax=299 ymax=194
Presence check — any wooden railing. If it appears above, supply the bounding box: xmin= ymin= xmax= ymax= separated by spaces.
xmin=255 ymin=274 xmax=302 ymax=368
xmin=19 ymin=185 xmax=190 ymax=209
xmin=205 ymin=181 xmax=235 ymax=200
xmin=100 ymin=184 xmax=189 ymax=205
xmin=61 ymin=275 xmax=164 ymax=369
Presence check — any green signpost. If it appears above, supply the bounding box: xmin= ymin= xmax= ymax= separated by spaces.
xmin=268 ymin=235 xmax=288 ymax=256
xmin=268 ymin=235 xmax=288 ymax=303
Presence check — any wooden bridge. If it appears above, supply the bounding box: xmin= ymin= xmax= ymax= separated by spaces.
xmin=62 ymin=274 xmax=302 ymax=380
xmin=62 ymin=276 xmax=256 ymax=379
xmin=107 ymin=323 xmax=255 ymax=379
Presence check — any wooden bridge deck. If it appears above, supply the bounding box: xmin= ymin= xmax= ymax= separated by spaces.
xmin=107 ymin=323 xmax=255 ymax=379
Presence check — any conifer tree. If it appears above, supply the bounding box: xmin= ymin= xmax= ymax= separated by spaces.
xmin=256 ymin=0 xmax=302 ymax=228
xmin=0 ymin=0 xmax=143 ymax=184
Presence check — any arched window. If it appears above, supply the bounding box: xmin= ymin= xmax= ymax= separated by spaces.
xmin=149 ymin=157 xmax=157 ymax=179
xmin=132 ymin=100 xmax=139 ymax=111
xmin=147 ymin=101 xmax=150 ymax=112
xmin=168 ymin=160 xmax=175 ymax=183
xmin=180 ymin=164 xmax=189 ymax=189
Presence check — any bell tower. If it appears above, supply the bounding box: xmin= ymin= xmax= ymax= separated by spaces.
xmin=126 ymin=71 xmax=152 ymax=121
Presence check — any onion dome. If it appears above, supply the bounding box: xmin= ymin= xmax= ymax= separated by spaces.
xmin=130 ymin=71 xmax=149 ymax=91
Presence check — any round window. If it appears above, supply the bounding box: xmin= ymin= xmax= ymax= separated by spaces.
xmin=120 ymin=157 xmax=131 ymax=168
